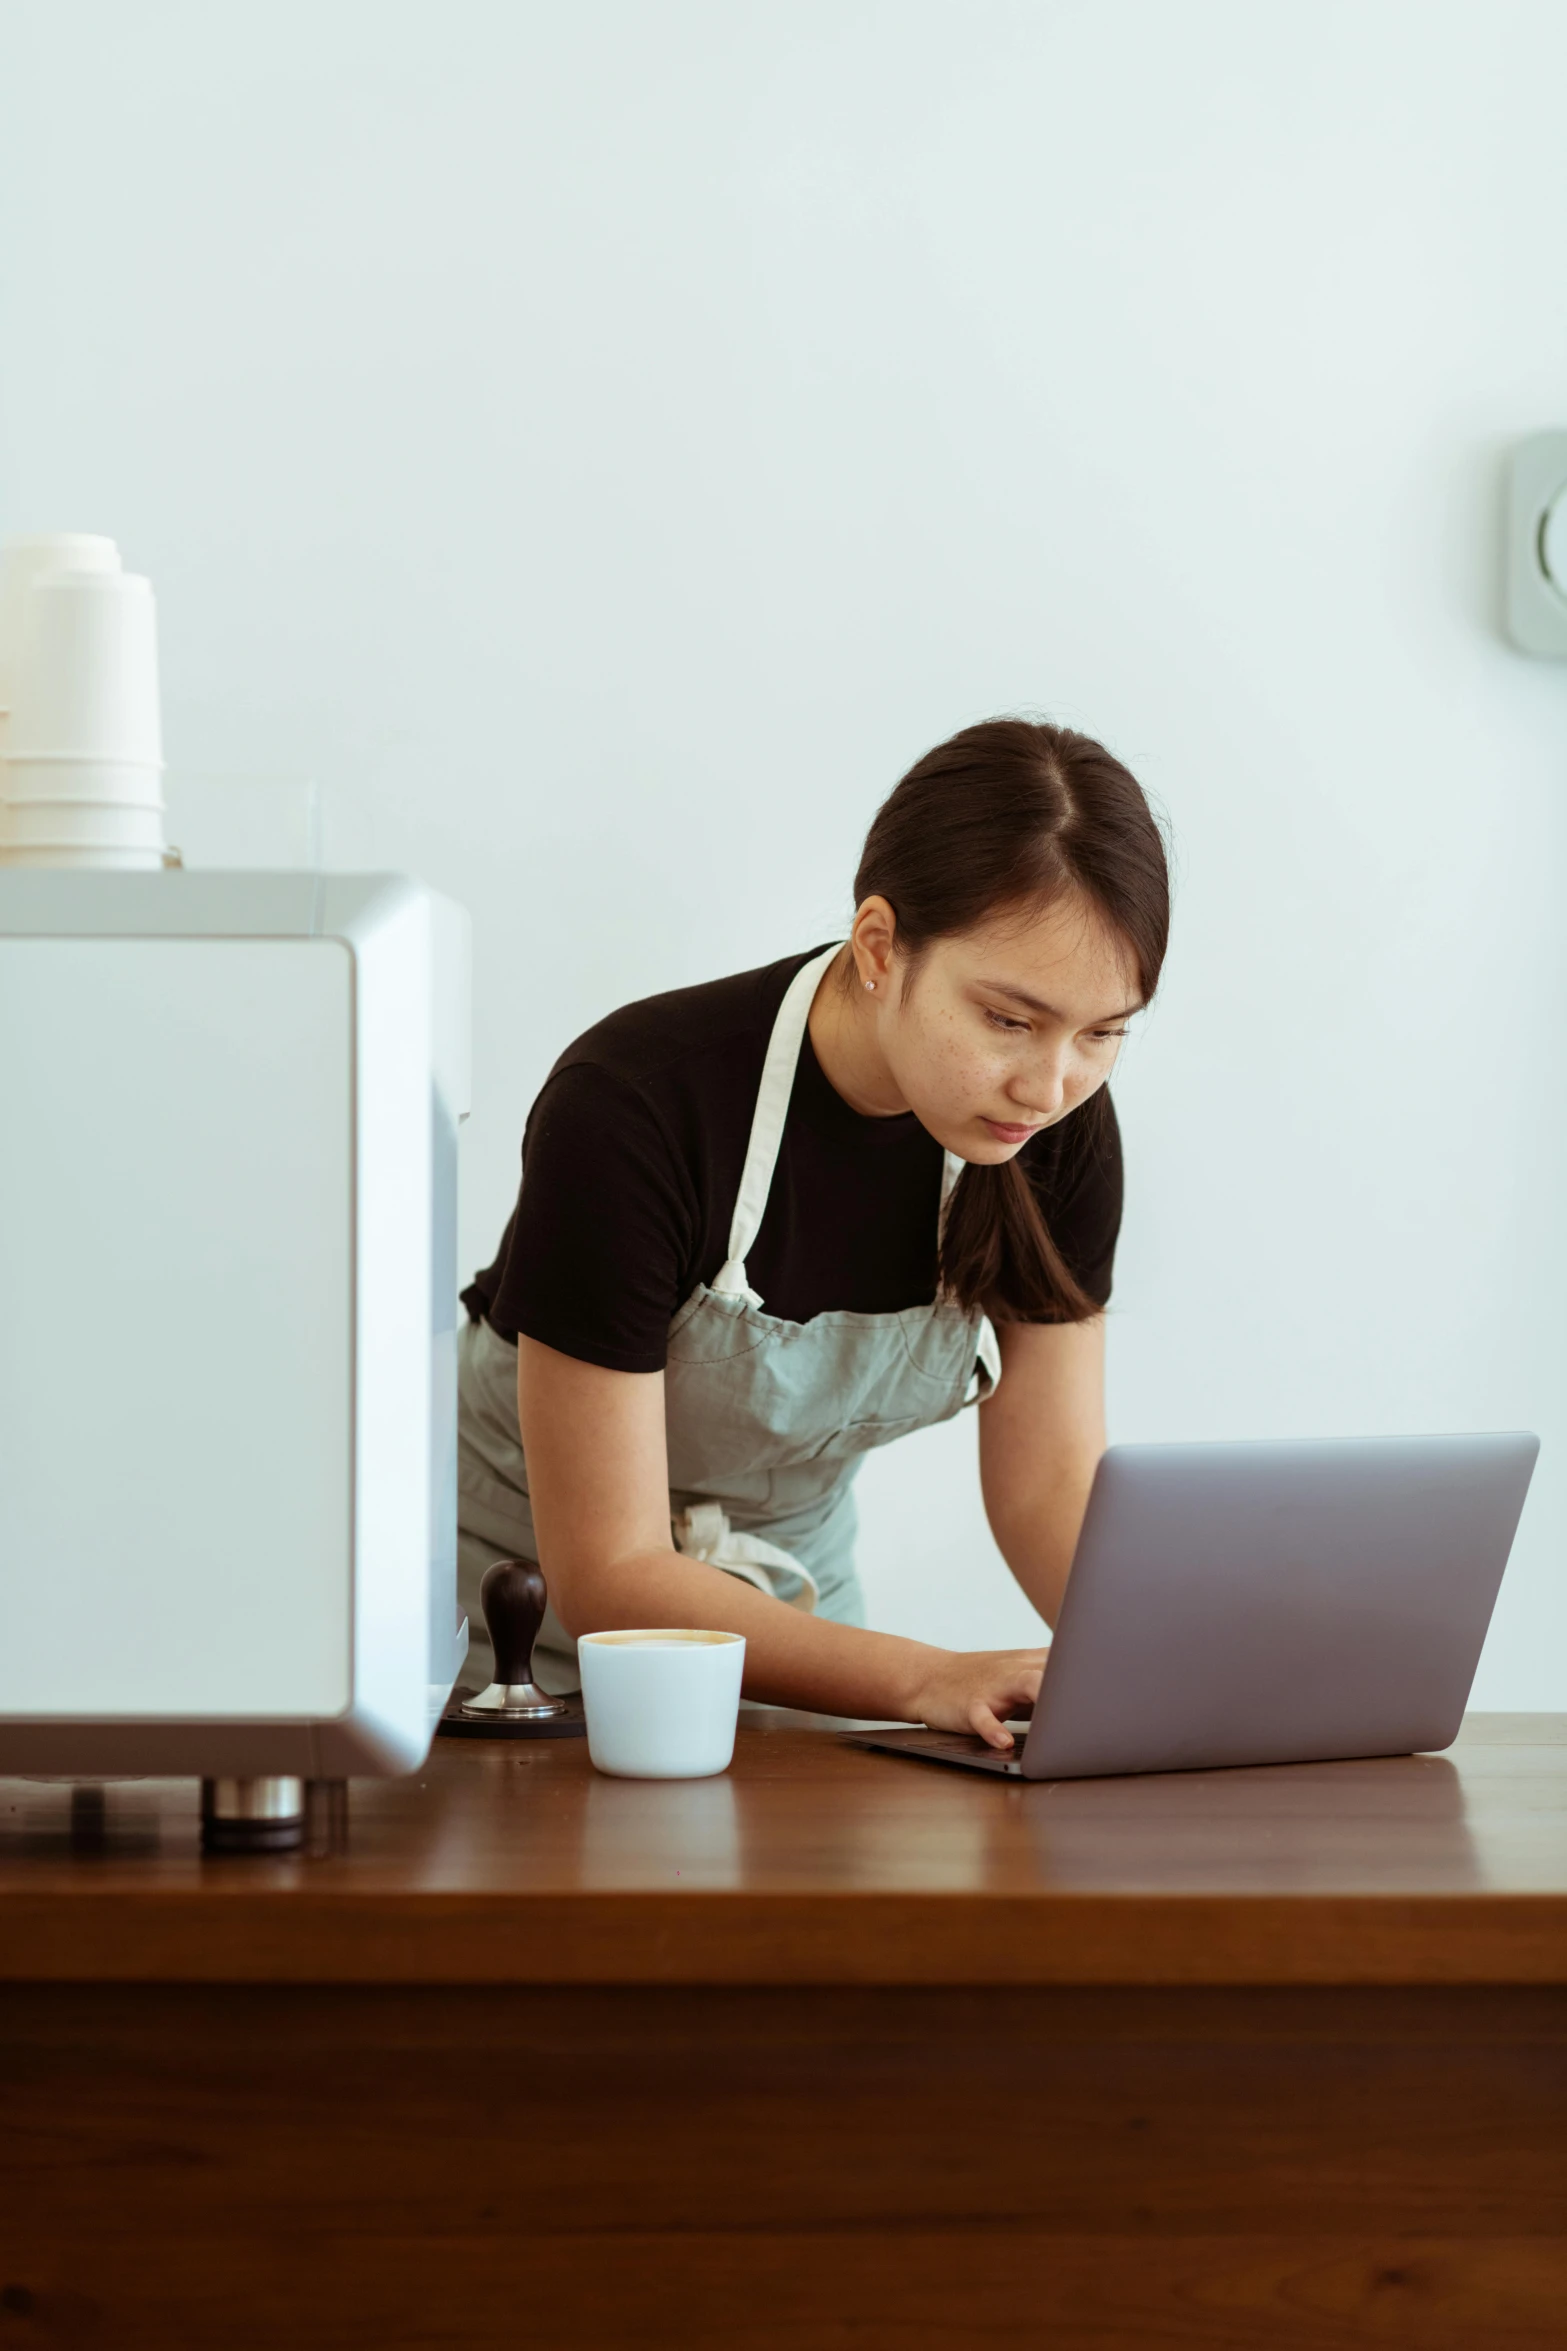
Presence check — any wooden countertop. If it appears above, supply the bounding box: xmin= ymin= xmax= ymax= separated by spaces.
xmin=2 ymin=1712 xmax=1565 ymax=1989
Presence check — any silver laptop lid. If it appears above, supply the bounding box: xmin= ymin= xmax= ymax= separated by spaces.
xmin=1021 ymin=1433 xmax=1538 ymax=1781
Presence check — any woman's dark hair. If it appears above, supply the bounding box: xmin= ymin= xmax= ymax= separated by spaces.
xmin=852 ymin=717 xmax=1169 ymax=1324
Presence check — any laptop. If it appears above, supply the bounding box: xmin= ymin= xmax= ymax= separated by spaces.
xmin=847 ymin=1432 xmax=1539 ymax=1780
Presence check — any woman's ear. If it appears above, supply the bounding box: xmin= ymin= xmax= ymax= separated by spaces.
xmin=850 ymin=896 xmax=898 ymax=992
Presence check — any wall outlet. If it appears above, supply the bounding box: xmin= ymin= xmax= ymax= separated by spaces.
xmin=1505 ymin=431 xmax=1567 ymax=658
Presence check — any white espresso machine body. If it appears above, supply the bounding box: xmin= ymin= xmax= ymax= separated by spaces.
xmin=0 ymin=870 xmax=470 ymax=1777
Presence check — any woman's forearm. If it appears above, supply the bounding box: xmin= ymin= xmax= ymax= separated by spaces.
xmin=979 ymin=1320 xmax=1108 ymax=1631
xmin=550 ymin=1545 xmax=942 ymax=1720
xmin=984 ymin=1449 xmax=1099 ymax=1630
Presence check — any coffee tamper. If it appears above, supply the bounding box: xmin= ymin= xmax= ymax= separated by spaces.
xmin=437 ymin=1559 xmax=584 ymax=1739
xmin=462 ymin=1559 xmax=566 ymax=1720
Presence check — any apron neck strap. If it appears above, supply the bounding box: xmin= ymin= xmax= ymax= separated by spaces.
xmin=712 ymin=942 xmax=845 ymax=1305
xmin=710 ymin=942 xmax=973 ymax=1308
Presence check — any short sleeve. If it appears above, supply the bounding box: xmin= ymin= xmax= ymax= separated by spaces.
xmin=478 ymin=1063 xmax=697 ymax=1373
xmin=1019 ymin=1089 xmax=1124 ymax=1313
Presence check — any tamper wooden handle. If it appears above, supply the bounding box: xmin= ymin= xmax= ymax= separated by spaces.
xmin=481 ymin=1558 xmax=548 ymax=1688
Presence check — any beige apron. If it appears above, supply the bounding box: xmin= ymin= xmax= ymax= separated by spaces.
xmin=457 ymin=942 xmax=1002 ymax=1690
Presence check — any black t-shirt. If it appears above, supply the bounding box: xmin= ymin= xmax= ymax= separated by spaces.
xmin=463 ymin=945 xmax=1124 ymax=1373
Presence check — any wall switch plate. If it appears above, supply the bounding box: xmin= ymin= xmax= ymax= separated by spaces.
xmin=1505 ymin=431 xmax=1567 ymax=657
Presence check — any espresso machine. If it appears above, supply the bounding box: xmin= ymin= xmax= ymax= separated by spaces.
xmin=0 ymin=866 xmax=471 ymax=1847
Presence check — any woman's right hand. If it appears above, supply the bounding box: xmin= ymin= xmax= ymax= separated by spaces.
xmin=903 ymin=1647 xmax=1050 ymax=1751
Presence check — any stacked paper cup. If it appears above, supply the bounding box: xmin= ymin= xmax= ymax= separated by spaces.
xmin=0 ymin=535 xmax=167 ymax=871
xmin=0 ymin=535 xmax=121 ymax=856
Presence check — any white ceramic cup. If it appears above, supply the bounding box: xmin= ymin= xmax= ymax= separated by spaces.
xmin=577 ymin=1629 xmax=746 ymax=1779
xmin=5 ymin=800 xmax=166 ymax=850
xmin=7 ymin=570 xmax=162 ymax=766
xmin=3 ymin=755 xmax=165 ymax=809
xmin=0 ymin=535 xmax=121 ymax=719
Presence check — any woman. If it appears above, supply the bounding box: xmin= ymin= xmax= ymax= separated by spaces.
xmin=458 ymin=717 xmax=1169 ymax=1751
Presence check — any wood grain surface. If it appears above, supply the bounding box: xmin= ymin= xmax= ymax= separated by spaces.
xmin=2 ymin=1717 xmax=1565 ymax=2345
xmin=0 ymin=1712 xmax=1564 ymax=1985
xmin=0 ymin=1982 xmax=1563 ymax=2346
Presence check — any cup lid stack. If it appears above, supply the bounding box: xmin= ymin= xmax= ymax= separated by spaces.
xmin=0 ymin=534 xmax=168 ymax=872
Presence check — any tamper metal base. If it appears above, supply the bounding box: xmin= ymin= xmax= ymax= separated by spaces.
xmin=437 ymin=1687 xmax=586 ymax=1741
xmin=460 ymin=1678 xmax=567 ymax=1722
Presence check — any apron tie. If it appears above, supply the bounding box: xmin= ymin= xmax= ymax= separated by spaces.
xmin=671 ymin=1501 xmax=821 ymax=1614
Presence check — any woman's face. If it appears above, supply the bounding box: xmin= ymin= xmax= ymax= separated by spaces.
xmin=857 ymin=890 xmax=1143 ymax=1164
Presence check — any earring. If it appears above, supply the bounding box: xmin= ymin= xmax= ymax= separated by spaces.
xmin=864 ymin=979 xmax=875 ymax=992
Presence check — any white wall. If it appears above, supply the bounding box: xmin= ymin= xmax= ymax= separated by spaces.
xmin=5 ymin=0 xmax=1565 ymax=1702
